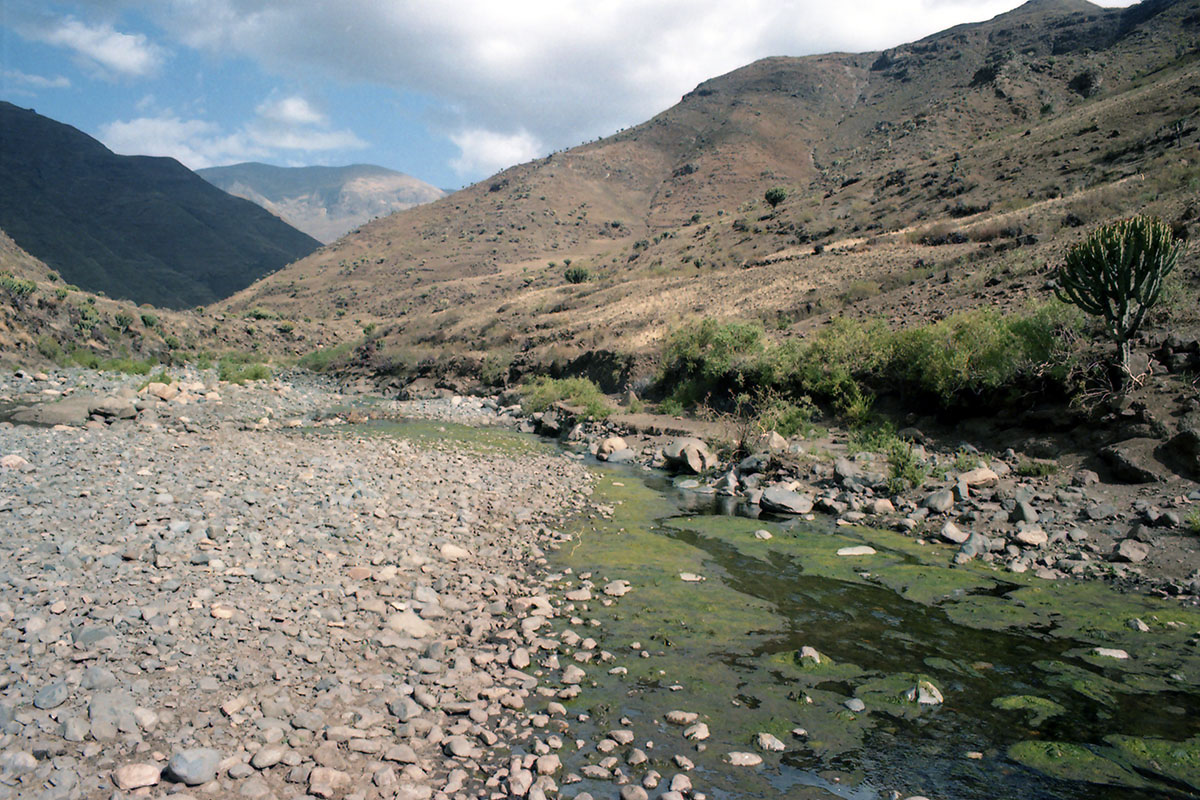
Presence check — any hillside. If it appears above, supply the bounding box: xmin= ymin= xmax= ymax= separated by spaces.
xmin=221 ymin=0 xmax=1200 ymax=383
xmin=197 ymin=162 xmax=445 ymax=243
xmin=0 ymin=103 xmax=321 ymax=309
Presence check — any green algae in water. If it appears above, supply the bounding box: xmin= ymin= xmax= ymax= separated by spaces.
xmin=871 ymin=563 xmax=1000 ymax=605
xmin=852 ymin=672 xmax=945 ymax=720
xmin=307 ymin=416 xmax=553 ymax=456
xmin=992 ymin=695 xmax=1067 ymax=727
xmin=1106 ymin=734 xmax=1200 ymax=792
xmin=552 ymin=467 xmax=1200 ymax=800
xmin=1009 ymin=740 xmax=1152 ymax=789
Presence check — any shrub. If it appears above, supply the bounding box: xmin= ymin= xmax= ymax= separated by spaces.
xmin=1187 ymin=508 xmax=1200 ymax=535
xmin=765 ymin=187 xmax=788 ymax=208
xmin=54 ymin=288 xmax=69 ymax=301
xmin=564 ymin=265 xmax=590 ymax=284
xmin=36 ymin=336 xmax=62 ymax=362
xmin=660 ymin=319 xmax=767 ymax=407
xmin=140 ymin=312 xmax=158 ymax=328
xmin=1056 ymin=215 xmax=1183 ymax=386
xmin=276 ymin=321 xmax=295 ymax=334
xmin=113 ymin=312 xmax=134 ymax=331
xmin=755 ymin=392 xmax=818 ymax=438
xmin=0 ymin=273 xmax=36 ymax=306
xmin=519 ymin=377 xmax=611 ymax=418
xmin=887 ymin=439 xmax=930 ymax=494
xmin=163 ymin=335 xmax=181 ymax=349
xmin=244 ymin=307 xmax=279 ymax=320
xmin=297 ymin=340 xmax=358 ymax=372
xmin=219 ymin=358 xmax=271 ymax=384
xmin=1016 ymin=459 xmax=1058 ymax=478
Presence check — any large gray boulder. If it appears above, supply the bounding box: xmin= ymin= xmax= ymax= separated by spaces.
xmin=760 ymin=485 xmax=813 ymax=515
xmin=10 ymin=395 xmax=96 ymax=426
xmin=662 ymin=438 xmax=718 ymax=474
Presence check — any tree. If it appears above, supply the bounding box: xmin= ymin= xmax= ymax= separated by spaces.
xmin=764 ymin=187 xmax=788 ymax=208
xmin=1055 ymin=215 xmax=1183 ymax=386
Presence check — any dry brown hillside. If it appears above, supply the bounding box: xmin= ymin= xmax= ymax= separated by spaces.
xmin=220 ymin=0 xmax=1200 ymax=384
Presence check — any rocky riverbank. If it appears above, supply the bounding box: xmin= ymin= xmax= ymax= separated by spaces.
xmin=0 ymin=370 xmax=625 ymax=800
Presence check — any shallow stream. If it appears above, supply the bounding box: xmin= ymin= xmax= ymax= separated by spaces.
xmin=548 ymin=466 xmax=1200 ymax=800
xmin=331 ymin=417 xmax=1200 ymax=799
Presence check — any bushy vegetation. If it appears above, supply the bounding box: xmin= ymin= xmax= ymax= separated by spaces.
xmin=0 ymin=273 xmax=36 ymax=306
xmin=660 ymin=304 xmax=1081 ymax=419
xmin=296 ymin=340 xmax=359 ymax=372
xmin=519 ymin=377 xmax=611 ymax=418
xmin=140 ymin=312 xmax=158 ymax=328
xmin=218 ymin=356 xmax=271 ymax=384
xmin=765 ymin=187 xmax=788 ymax=208
xmin=564 ymin=265 xmax=590 ymax=284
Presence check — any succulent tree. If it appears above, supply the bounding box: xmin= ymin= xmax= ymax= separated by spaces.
xmin=1055 ymin=215 xmax=1183 ymax=386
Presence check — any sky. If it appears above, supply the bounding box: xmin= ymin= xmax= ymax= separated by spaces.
xmin=1 ymin=0 xmax=1136 ymax=190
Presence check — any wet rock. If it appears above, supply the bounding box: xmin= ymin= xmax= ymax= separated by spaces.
xmin=597 ymin=437 xmax=628 ymax=460
xmin=761 ymin=485 xmax=813 ymax=515
xmin=727 ymin=752 xmax=763 ymax=766
xmin=837 ymin=545 xmax=876 ymax=556
xmin=756 ymin=732 xmax=785 ymax=752
xmin=905 ymin=680 xmax=944 ymax=705
xmin=662 ymin=438 xmax=718 ymax=474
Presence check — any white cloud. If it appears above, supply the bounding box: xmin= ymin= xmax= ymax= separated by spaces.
xmin=256 ymin=95 xmax=327 ymax=127
xmin=99 ymin=116 xmax=261 ymax=168
xmin=141 ymin=0 xmax=1117 ymax=177
xmin=99 ymin=92 xmax=367 ymax=169
xmin=29 ymin=16 xmax=165 ymax=79
xmin=2 ymin=69 xmax=71 ymax=90
xmin=450 ymin=128 xmax=542 ymax=177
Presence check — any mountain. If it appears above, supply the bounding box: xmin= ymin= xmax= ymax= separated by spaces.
xmin=221 ymin=0 xmax=1200 ymax=381
xmin=197 ymin=162 xmax=445 ymax=243
xmin=0 ymin=103 xmax=321 ymax=309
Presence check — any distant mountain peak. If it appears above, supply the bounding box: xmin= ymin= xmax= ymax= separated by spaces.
xmin=197 ymin=162 xmax=445 ymax=243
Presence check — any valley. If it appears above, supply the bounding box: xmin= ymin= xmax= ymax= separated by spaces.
xmin=1 ymin=0 xmax=1200 ymax=799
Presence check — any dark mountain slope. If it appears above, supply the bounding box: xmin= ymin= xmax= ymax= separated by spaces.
xmin=0 ymin=103 xmax=320 ymax=308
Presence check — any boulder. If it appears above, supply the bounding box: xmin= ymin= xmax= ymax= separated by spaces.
xmin=958 ymin=466 xmax=999 ymax=487
xmin=1111 ymin=539 xmax=1149 ymax=563
xmin=921 ymin=489 xmax=954 ymax=513
xmin=662 ymin=438 xmax=718 ymax=474
xmin=596 ymin=436 xmax=628 ymax=460
xmin=760 ymin=485 xmax=813 ymax=515
xmin=10 ymin=395 xmax=94 ymax=427
xmin=1100 ymin=441 xmax=1164 ymax=484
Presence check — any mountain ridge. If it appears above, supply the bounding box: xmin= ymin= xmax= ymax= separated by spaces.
xmin=214 ymin=0 xmax=1197 ymax=380
xmin=197 ymin=162 xmax=445 ymax=243
xmin=0 ymin=103 xmax=321 ymax=309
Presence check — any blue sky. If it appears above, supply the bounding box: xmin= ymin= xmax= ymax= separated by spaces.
xmin=1 ymin=0 xmax=1134 ymax=190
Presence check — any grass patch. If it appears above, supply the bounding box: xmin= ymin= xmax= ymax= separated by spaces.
xmin=519 ymin=376 xmax=612 ymax=418
xmin=297 ymin=339 xmax=359 ymax=372
xmin=218 ymin=357 xmax=271 ymax=384
xmin=1017 ymin=459 xmax=1059 ymax=478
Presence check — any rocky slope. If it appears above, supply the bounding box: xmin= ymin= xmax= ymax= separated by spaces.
xmin=219 ymin=0 xmax=1200 ymax=375
xmin=0 ymin=103 xmax=320 ymax=309
xmin=197 ymin=163 xmax=445 ymax=244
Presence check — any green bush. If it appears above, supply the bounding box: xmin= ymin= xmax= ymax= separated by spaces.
xmin=36 ymin=336 xmax=62 ymax=362
xmin=662 ymin=303 xmax=1079 ymax=420
xmin=519 ymin=377 xmax=611 ymax=418
xmin=140 ymin=312 xmax=158 ymax=328
xmin=764 ymin=187 xmax=788 ymax=208
xmin=660 ymin=319 xmax=767 ymax=407
xmin=297 ymin=340 xmax=358 ymax=372
xmin=163 ymin=335 xmax=181 ymax=349
xmin=1016 ymin=459 xmax=1058 ymax=478
xmin=887 ymin=439 xmax=930 ymax=494
xmin=245 ymin=307 xmax=280 ymax=320
xmin=0 ymin=273 xmax=36 ymax=305
xmin=219 ymin=358 xmax=271 ymax=384
xmin=54 ymin=288 xmax=69 ymax=301
xmin=276 ymin=321 xmax=295 ymax=334
xmin=564 ymin=265 xmax=590 ymax=284
xmin=113 ymin=312 xmax=134 ymax=331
